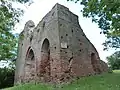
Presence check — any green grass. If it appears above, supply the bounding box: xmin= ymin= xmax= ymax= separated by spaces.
xmin=4 ymin=70 xmax=120 ymax=90
xmin=4 ymin=83 xmax=53 ymax=90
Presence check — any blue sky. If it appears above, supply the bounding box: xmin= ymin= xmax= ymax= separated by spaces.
xmin=14 ymin=0 xmax=116 ymax=62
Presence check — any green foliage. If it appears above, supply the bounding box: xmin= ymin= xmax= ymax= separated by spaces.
xmin=108 ymin=67 xmax=113 ymax=73
xmin=4 ymin=70 xmax=120 ymax=90
xmin=19 ymin=32 xmax=24 ymax=40
xmin=67 ymin=0 xmax=120 ymax=49
xmin=0 ymin=67 xmax=15 ymax=89
xmin=0 ymin=0 xmax=31 ymax=61
xmin=107 ymin=51 xmax=120 ymax=70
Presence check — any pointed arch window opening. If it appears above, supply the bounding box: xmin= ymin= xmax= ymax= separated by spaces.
xmin=40 ymin=39 xmax=51 ymax=80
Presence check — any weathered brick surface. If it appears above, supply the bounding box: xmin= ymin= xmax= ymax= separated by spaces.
xmin=15 ymin=3 xmax=108 ymax=84
xmin=100 ymin=60 xmax=109 ymax=72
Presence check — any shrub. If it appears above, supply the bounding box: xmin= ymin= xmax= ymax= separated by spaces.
xmin=0 ymin=67 xmax=15 ymax=89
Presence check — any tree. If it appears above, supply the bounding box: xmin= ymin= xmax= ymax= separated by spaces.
xmin=67 ymin=0 xmax=120 ymax=49
xmin=0 ymin=67 xmax=15 ymax=89
xmin=107 ymin=51 xmax=120 ymax=70
xmin=0 ymin=0 xmax=32 ymax=62
xmin=0 ymin=0 xmax=32 ymax=88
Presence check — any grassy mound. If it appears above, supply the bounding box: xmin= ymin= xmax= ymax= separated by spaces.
xmin=4 ymin=70 xmax=120 ymax=90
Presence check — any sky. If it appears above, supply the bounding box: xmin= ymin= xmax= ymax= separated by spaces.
xmin=14 ymin=0 xmax=116 ymax=62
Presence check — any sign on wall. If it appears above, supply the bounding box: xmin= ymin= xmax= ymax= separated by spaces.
xmin=61 ymin=42 xmax=67 ymax=49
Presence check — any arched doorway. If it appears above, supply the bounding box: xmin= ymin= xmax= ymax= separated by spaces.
xmin=24 ymin=48 xmax=35 ymax=82
xmin=91 ymin=53 xmax=101 ymax=73
xmin=40 ymin=39 xmax=50 ymax=81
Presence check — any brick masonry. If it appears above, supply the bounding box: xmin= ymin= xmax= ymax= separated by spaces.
xmin=14 ymin=3 xmax=108 ymax=84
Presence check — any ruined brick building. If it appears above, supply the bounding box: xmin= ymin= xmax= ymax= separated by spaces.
xmin=15 ymin=3 xmax=108 ymax=84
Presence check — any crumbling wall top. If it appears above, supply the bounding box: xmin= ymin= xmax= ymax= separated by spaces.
xmin=25 ymin=20 xmax=35 ymax=28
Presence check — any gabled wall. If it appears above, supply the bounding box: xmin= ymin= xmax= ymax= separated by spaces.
xmin=15 ymin=3 xmax=108 ymax=84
